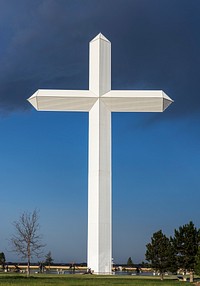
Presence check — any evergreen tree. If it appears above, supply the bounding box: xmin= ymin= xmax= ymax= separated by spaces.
xmin=167 ymin=239 xmax=178 ymax=274
xmin=172 ymin=221 xmax=200 ymax=282
xmin=127 ymin=257 xmax=134 ymax=267
xmin=146 ymin=230 xmax=174 ymax=280
xmin=0 ymin=252 xmax=5 ymax=270
xmin=194 ymin=246 xmax=200 ymax=275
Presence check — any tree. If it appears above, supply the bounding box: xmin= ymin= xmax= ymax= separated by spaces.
xmin=146 ymin=230 xmax=174 ymax=280
xmin=194 ymin=246 xmax=200 ymax=275
xmin=45 ymin=251 xmax=54 ymax=269
xmin=172 ymin=221 xmax=200 ymax=282
xmin=0 ymin=252 xmax=5 ymax=270
xmin=127 ymin=257 xmax=134 ymax=268
xmin=141 ymin=261 xmax=150 ymax=268
xmin=11 ymin=209 xmax=45 ymax=276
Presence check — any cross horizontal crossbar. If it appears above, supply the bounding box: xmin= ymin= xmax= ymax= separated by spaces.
xmin=28 ymin=89 xmax=172 ymax=112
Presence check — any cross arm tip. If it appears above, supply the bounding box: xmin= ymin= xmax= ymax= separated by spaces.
xmin=27 ymin=90 xmax=39 ymax=110
xmin=90 ymin=33 xmax=110 ymax=43
xmin=162 ymin=91 xmax=174 ymax=111
xmin=162 ymin=91 xmax=174 ymax=102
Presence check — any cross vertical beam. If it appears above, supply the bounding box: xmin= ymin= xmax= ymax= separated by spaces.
xmin=88 ymin=101 xmax=111 ymax=274
xmin=88 ymin=34 xmax=112 ymax=274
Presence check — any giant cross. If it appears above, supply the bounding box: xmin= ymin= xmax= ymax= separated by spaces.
xmin=28 ymin=33 xmax=173 ymax=274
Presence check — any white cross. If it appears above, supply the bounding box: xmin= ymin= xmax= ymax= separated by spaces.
xmin=28 ymin=33 xmax=173 ymax=274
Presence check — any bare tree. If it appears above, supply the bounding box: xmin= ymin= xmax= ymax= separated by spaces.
xmin=11 ymin=209 xmax=45 ymax=276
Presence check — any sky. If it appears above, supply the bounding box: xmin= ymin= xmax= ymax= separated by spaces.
xmin=0 ymin=0 xmax=200 ymax=264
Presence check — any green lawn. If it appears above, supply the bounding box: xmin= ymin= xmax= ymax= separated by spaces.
xmin=0 ymin=274 xmax=192 ymax=286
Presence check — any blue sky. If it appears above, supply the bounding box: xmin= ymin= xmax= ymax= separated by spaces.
xmin=0 ymin=0 xmax=200 ymax=264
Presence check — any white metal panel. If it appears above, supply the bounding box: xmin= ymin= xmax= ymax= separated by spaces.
xmin=101 ymin=90 xmax=173 ymax=112
xmin=103 ymin=90 xmax=164 ymax=98
xmin=88 ymin=100 xmax=112 ymax=274
xmin=89 ymin=33 xmax=111 ymax=96
xmin=101 ymin=96 xmax=163 ymax=112
xmin=28 ymin=89 xmax=97 ymax=111
xmin=30 ymin=89 xmax=97 ymax=97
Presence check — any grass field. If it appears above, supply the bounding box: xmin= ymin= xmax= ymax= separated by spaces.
xmin=0 ymin=274 xmax=192 ymax=286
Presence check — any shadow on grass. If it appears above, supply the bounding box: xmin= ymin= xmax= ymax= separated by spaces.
xmin=0 ymin=275 xmax=37 ymax=280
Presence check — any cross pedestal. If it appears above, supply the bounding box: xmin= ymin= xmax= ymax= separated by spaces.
xmin=28 ymin=33 xmax=173 ymax=274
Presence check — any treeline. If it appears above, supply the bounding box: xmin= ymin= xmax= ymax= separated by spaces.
xmin=1 ymin=211 xmax=200 ymax=282
xmin=145 ymin=221 xmax=200 ymax=282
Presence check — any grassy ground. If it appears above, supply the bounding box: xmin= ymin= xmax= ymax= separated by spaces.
xmin=0 ymin=273 xmax=192 ymax=286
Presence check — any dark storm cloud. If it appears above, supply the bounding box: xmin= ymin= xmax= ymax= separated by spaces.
xmin=0 ymin=0 xmax=200 ymax=119
xmin=0 ymin=0 xmax=93 ymax=112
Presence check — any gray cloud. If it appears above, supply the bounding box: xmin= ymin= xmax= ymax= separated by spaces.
xmin=0 ymin=0 xmax=199 ymax=119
